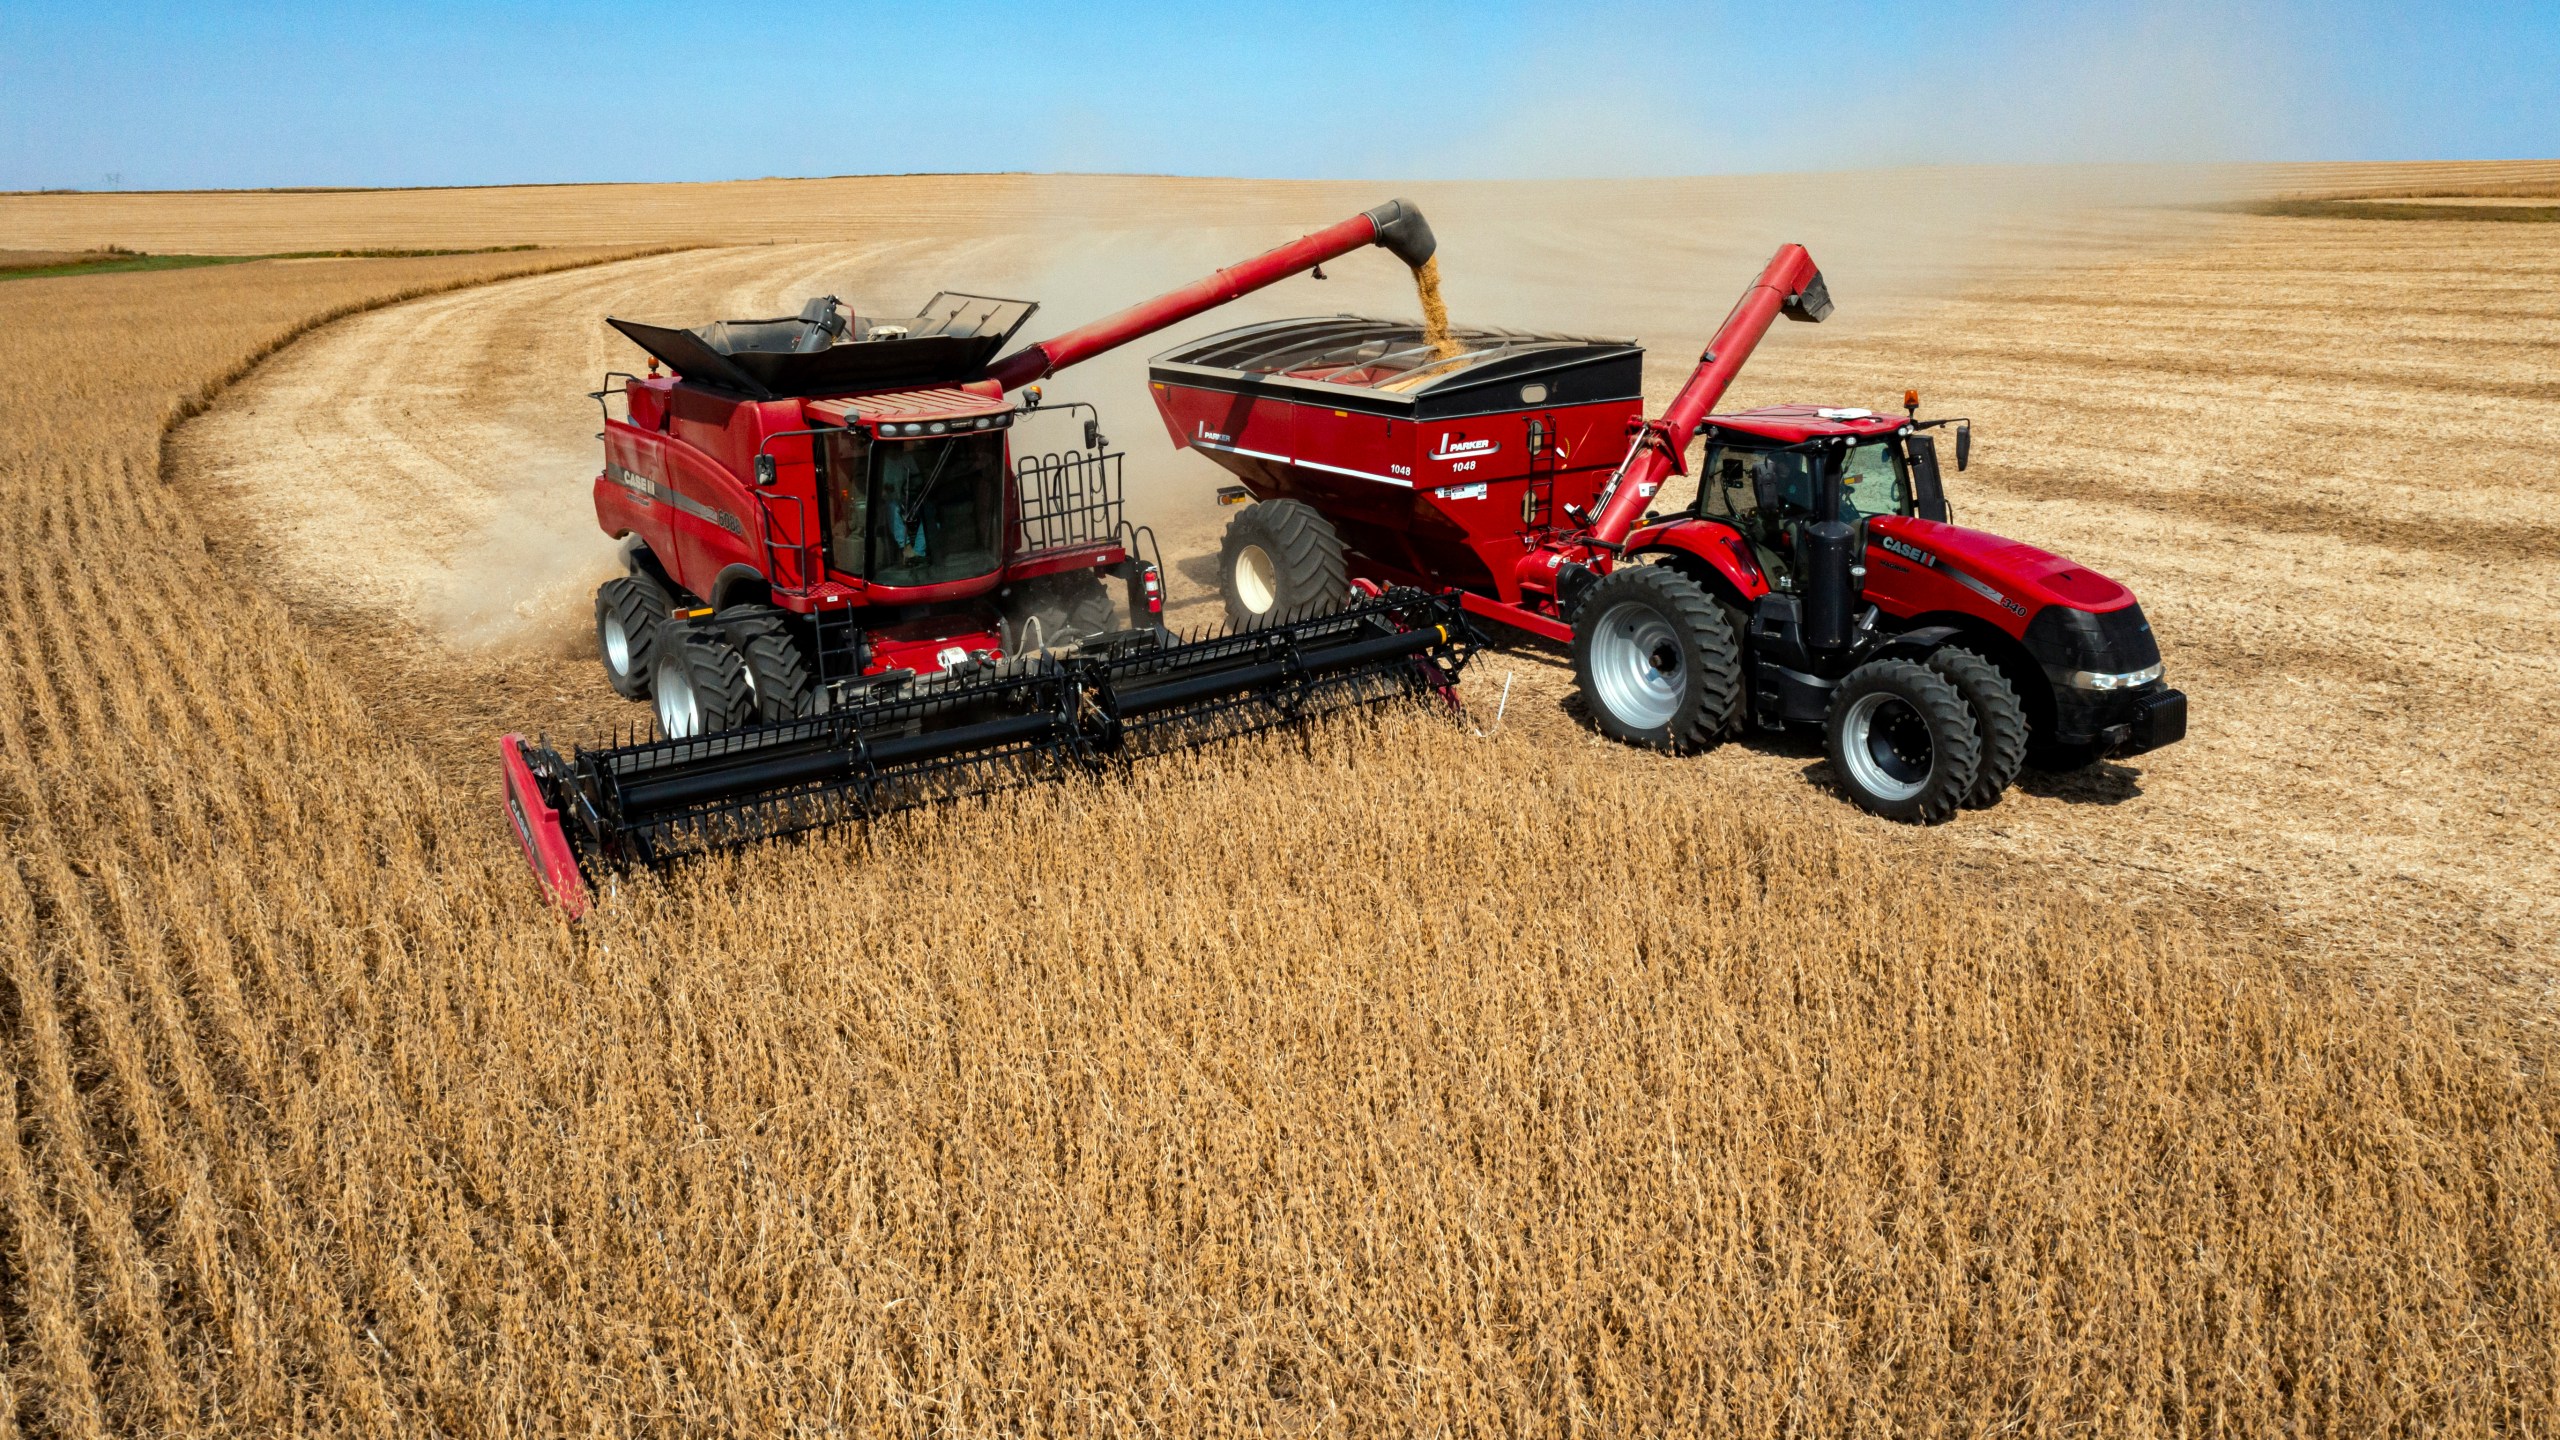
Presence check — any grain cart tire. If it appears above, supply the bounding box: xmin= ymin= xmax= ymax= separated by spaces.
xmin=717 ymin=606 xmax=815 ymax=722
xmin=1571 ymin=564 xmax=1741 ymax=750
xmin=596 ymin=573 xmax=672 ymax=701
xmin=1825 ymin=660 xmax=1981 ymax=824
xmin=1926 ymin=645 xmax=2028 ymax=808
xmin=652 ymin=622 xmax=756 ymax=739
xmin=1220 ymin=500 xmax=1347 ymax=627
xmin=1006 ymin=571 xmax=1118 ymax=651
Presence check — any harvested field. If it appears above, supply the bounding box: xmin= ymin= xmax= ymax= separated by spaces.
xmin=1 ymin=167 xmax=2556 ymax=1435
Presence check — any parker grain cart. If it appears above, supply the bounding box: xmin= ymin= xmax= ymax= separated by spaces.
xmin=1150 ymin=244 xmax=2187 ymax=821
xmin=504 ymin=201 xmax=1473 ymax=912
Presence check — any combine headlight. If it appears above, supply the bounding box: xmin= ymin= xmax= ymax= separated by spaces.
xmin=901 ymin=423 xmax=923 ymax=436
xmin=2067 ymin=662 xmax=2164 ymax=691
xmin=928 ymin=422 xmax=947 ymax=435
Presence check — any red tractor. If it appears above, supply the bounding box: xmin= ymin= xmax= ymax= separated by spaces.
xmin=1148 ymin=244 xmax=2187 ymax=821
xmin=503 ymin=201 xmax=1476 ymax=912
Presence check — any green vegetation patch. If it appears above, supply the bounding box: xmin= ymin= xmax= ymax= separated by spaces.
xmin=0 ymin=244 xmax=542 ymax=281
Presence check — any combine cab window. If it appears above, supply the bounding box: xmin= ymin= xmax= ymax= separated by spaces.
xmin=867 ymin=434 xmax=1004 ymax=587
xmin=822 ymin=429 xmax=870 ymax=577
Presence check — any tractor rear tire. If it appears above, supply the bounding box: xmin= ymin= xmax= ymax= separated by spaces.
xmin=1220 ymin=500 xmax=1347 ymax=627
xmin=1006 ymin=571 xmax=1118 ymax=651
xmin=596 ymin=572 xmax=672 ymax=701
xmin=1825 ymin=659 xmax=1981 ymax=824
xmin=1570 ymin=564 xmax=1741 ymax=751
xmin=717 ymin=606 xmax=814 ymax=723
xmin=1926 ymin=645 xmax=2028 ymax=808
xmin=652 ymin=622 xmax=756 ymax=739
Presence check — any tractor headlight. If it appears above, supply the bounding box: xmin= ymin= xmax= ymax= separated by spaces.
xmin=2067 ymin=662 xmax=2163 ymax=691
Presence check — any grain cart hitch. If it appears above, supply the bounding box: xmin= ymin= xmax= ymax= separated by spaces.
xmin=504 ymin=590 xmax=1475 ymax=914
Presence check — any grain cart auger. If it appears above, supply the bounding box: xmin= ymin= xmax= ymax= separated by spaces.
xmin=503 ymin=201 xmax=1472 ymax=914
xmin=1150 ymin=243 xmax=2188 ymax=823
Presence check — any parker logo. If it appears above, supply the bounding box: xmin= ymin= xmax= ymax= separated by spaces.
xmin=1431 ymin=434 xmax=1499 ymax=461
xmin=1193 ymin=423 xmax=1233 ymax=445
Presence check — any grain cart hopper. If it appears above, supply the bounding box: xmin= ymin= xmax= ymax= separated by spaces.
xmin=1149 ymin=244 xmax=2187 ymax=822
xmin=504 ymin=201 xmax=1473 ymax=913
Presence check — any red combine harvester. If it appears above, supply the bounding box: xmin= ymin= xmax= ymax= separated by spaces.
xmin=1149 ymin=244 xmax=2187 ymax=821
xmin=503 ymin=201 xmax=1475 ymax=912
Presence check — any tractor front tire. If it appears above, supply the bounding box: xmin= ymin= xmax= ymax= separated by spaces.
xmin=596 ymin=573 xmax=672 ymax=701
xmin=1220 ymin=500 xmax=1347 ymax=627
xmin=652 ymin=622 xmax=756 ymax=739
xmin=1825 ymin=659 xmax=1981 ymax=824
xmin=717 ymin=606 xmax=814 ymax=723
xmin=1926 ymin=646 xmax=2028 ymax=808
xmin=1570 ymin=564 xmax=1741 ymax=751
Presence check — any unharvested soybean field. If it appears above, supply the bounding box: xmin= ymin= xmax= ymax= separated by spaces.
xmin=0 ymin=168 xmax=2554 ymax=1435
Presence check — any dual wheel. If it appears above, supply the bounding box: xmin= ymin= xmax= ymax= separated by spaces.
xmin=1568 ymin=564 xmax=2027 ymax=824
xmin=593 ymin=573 xmax=811 ymax=739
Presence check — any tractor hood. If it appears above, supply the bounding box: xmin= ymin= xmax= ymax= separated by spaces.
xmin=1870 ymin=516 xmax=2136 ymax=613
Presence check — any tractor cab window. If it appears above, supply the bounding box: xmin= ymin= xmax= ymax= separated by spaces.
xmin=1839 ymin=440 xmax=1912 ymax=521
xmin=866 ymin=434 xmax=1004 ymax=587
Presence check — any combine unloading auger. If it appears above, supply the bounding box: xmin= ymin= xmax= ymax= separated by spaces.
xmin=508 ymin=592 xmax=1473 ymax=915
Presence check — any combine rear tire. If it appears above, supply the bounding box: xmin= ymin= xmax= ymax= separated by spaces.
xmin=718 ymin=606 xmax=814 ymax=722
xmin=1926 ymin=646 xmax=2028 ymax=808
xmin=1570 ymin=564 xmax=1741 ymax=750
xmin=1005 ymin=571 xmax=1118 ymax=651
xmin=1825 ymin=659 xmax=1980 ymax=824
xmin=653 ymin=623 xmax=756 ymax=739
xmin=596 ymin=573 xmax=672 ymax=701
xmin=1220 ymin=500 xmax=1347 ymax=627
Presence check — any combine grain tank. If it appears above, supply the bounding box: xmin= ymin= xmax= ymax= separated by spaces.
xmin=1148 ymin=319 xmax=1643 ymax=599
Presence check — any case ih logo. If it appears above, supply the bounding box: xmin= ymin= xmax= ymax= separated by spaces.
xmin=1880 ymin=534 xmax=1934 ymax=566
xmin=1431 ymin=434 xmax=1500 ymax=461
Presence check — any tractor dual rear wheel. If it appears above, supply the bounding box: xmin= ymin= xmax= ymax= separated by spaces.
xmin=1571 ymin=565 xmax=1741 ymax=750
xmin=596 ymin=573 xmax=673 ymax=701
xmin=1824 ymin=659 xmax=1981 ymax=824
xmin=1220 ymin=500 xmax=1347 ymax=627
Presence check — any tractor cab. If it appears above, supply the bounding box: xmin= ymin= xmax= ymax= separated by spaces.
xmin=1693 ymin=406 xmax=1948 ymax=585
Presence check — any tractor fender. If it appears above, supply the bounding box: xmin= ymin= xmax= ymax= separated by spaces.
xmin=1869 ymin=624 xmax=1963 ymax=662
xmin=708 ymin=563 xmax=770 ymax=612
xmin=1628 ymin=518 xmax=1769 ymax=611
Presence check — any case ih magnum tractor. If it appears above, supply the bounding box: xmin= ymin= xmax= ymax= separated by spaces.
xmin=1149 ymin=244 xmax=2187 ymax=821
xmin=502 ymin=201 xmax=1476 ymax=913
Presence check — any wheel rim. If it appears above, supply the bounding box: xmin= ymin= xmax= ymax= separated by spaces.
xmin=1234 ymin=543 xmax=1278 ymax=615
xmin=1841 ymin=691 xmax=1933 ymax=802
xmin=602 ymin=613 xmax=632 ymax=676
xmin=655 ymin=656 xmax=701 ymax=738
xmin=1588 ymin=600 xmax=1684 ymax=731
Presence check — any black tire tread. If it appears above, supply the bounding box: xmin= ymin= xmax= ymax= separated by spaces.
xmin=1927 ymin=645 xmax=2029 ymax=808
xmin=658 ymin=622 xmax=757 ymax=736
xmin=1220 ymin=499 xmax=1348 ymax=626
xmin=1569 ymin=564 xmax=1742 ymax=751
xmin=1825 ymin=659 xmax=1980 ymax=824
xmin=596 ymin=572 xmax=672 ymax=701
xmin=717 ymin=605 xmax=814 ymax=722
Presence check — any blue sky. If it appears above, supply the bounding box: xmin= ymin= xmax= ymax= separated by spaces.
xmin=2 ymin=1 xmax=2551 ymax=191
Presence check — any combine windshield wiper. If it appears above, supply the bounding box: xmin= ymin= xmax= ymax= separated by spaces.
xmin=898 ymin=438 xmax=963 ymax=528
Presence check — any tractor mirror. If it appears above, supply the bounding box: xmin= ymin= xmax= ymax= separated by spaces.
xmin=1751 ymin=459 xmax=1786 ymax=517
xmin=753 ymin=455 xmax=778 ymax=487
xmin=1955 ymin=423 xmax=1972 ymax=472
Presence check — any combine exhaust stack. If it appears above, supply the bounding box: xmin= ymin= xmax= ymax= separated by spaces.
xmin=504 ymin=592 xmax=1475 ymax=915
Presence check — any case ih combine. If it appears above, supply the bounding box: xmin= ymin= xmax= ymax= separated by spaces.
xmin=1151 ymin=243 xmax=2187 ymax=820
xmin=502 ymin=201 xmax=1473 ymax=914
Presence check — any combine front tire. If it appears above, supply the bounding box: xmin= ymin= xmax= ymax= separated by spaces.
xmin=718 ymin=606 xmax=814 ymax=722
xmin=1825 ymin=660 xmax=1980 ymax=824
xmin=1926 ymin=646 xmax=2028 ymax=808
xmin=1571 ymin=565 xmax=1741 ymax=750
xmin=652 ymin=623 xmax=756 ymax=739
xmin=1005 ymin=571 xmax=1118 ymax=651
xmin=595 ymin=573 xmax=672 ymax=701
xmin=1220 ymin=500 xmax=1347 ymax=627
